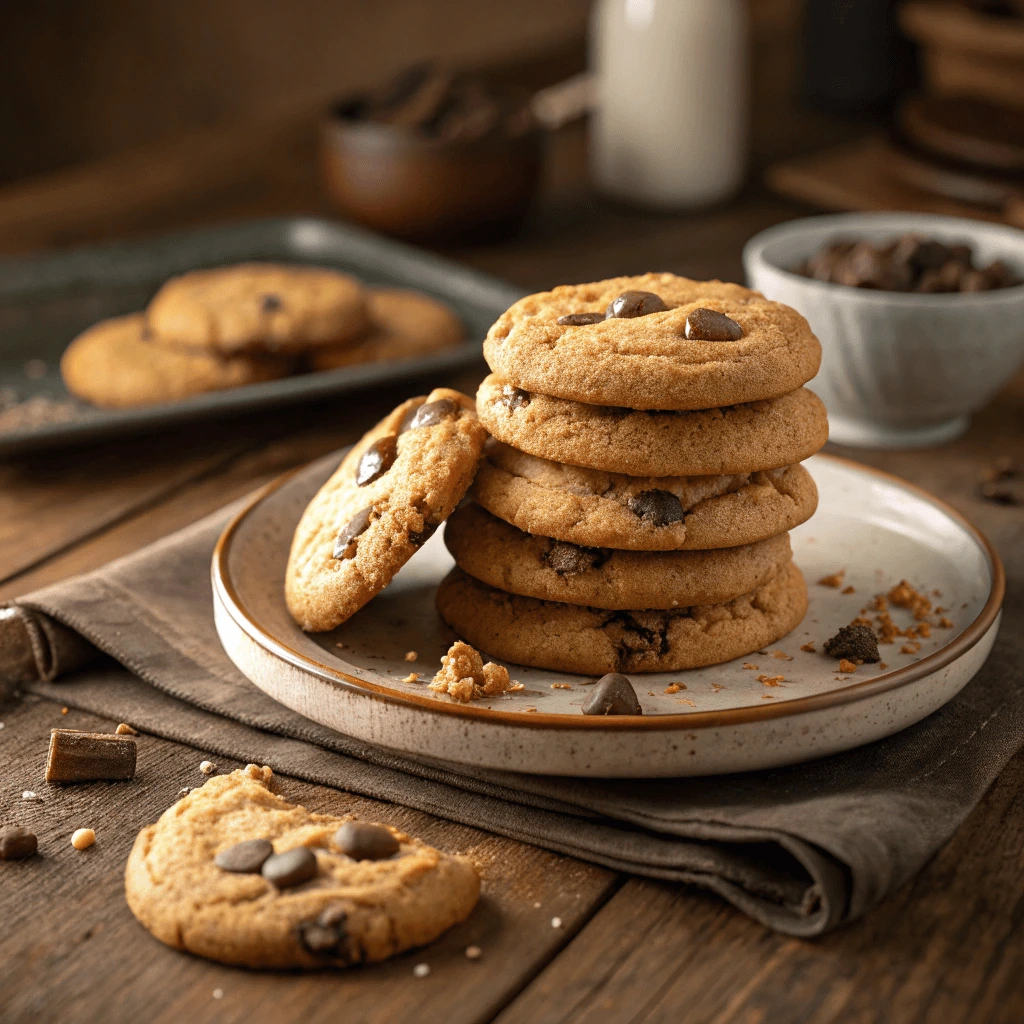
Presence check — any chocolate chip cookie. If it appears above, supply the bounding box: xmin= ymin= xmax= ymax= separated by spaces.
xmin=472 ymin=443 xmax=817 ymax=551
xmin=146 ymin=263 xmax=369 ymax=356
xmin=445 ymin=502 xmax=793 ymax=609
xmin=477 ymin=375 xmax=828 ymax=475
xmin=286 ymin=388 xmax=487 ymax=632
xmin=312 ymin=287 xmax=465 ymax=370
xmin=125 ymin=765 xmax=480 ymax=968
xmin=60 ymin=314 xmax=289 ymax=408
xmin=436 ymin=562 xmax=808 ymax=674
xmin=482 ymin=273 xmax=821 ymax=410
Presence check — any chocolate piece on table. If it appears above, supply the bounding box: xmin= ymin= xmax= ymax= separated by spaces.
xmin=45 ymin=729 xmax=137 ymax=784
xmin=0 ymin=826 xmax=37 ymax=860
xmin=356 ymin=435 xmax=398 ymax=487
xmin=605 ymin=291 xmax=668 ymax=319
xmin=627 ymin=489 xmax=686 ymax=526
xmin=261 ymin=847 xmax=318 ymax=888
xmin=333 ymin=506 xmax=374 ymax=560
xmin=684 ymin=307 xmax=744 ymax=341
xmin=581 ymin=673 xmax=643 ymax=715
xmin=332 ymin=821 xmax=400 ymax=861
xmin=214 ymin=838 xmax=274 ymax=874
xmin=557 ymin=312 xmax=605 ymax=326
xmin=409 ymin=397 xmax=458 ymax=429
xmin=823 ymin=624 xmax=880 ymax=663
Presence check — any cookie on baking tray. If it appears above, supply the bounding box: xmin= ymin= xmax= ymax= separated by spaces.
xmin=285 ymin=388 xmax=487 ymax=632
xmin=125 ymin=765 xmax=479 ymax=968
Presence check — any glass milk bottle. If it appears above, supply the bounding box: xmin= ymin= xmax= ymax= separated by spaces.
xmin=590 ymin=0 xmax=748 ymax=208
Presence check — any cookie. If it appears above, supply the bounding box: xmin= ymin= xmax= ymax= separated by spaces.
xmin=472 ymin=443 xmax=817 ymax=551
xmin=312 ymin=288 xmax=464 ymax=370
xmin=436 ymin=562 xmax=808 ymax=674
xmin=60 ymin=314 xmax=288 ymax=409
xmin=477 ymin=375 xmax=828 ymax=475
xmin=444 ymin=502 xmax=793 ymax=609
xmin=146 ymin=263 xmax=369 ymax=356
xmin=125 ymin=765 xmax=480 ymax=968
xmin=483 ymin=273 xmax=821 ymax=410
xmin=286 ymin=388 xmax=487 ymax=632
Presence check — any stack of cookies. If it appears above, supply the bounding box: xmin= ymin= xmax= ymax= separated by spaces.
xmin=437 ymin=273 xmax=828 ymax=675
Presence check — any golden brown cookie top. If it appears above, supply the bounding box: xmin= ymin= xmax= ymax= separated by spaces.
xmin=483 ymin=273 xmax=821 ymax=410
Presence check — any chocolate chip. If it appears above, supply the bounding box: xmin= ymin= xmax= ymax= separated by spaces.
xmin=499 ymin=385 xmax=531 ymax=411
xmin=398 ymin=401 xmax=425 ymax=433
xmin=261 ymin=294 xmax=282 ymax=312
xmin=333 ymin=821 xmax=400 ymax=860
xmin=333 ymin=506 xmax=374 ymax=560
xmin=261 ymin=846 xmax=318 ymax=888
xmin=627 ymin=490 xmax=685 ymax=526
xmin=409 ymin=397 xmax=458 ymax=429
xmin=214 ymin=838 xmax=274 ymax=873
xmin=356 ymin=436 xmax=398 ymax=487
xmin=557 ymin=312 xmax=605 ymax=326
xmin=0 ymin=826 xmax=37 ymax=860
xmin=545 ymin=542 xmax=597 ymax=576
xmin=298 ymin=903 xmax=350 ymax=959
xmin=684 ymin=308 xmax=743 ymax=341
xmin=605 ymin=291 xmax=668 ymax=319
xmin=408 ymin=523 xmax=437 ymax=547
xmin=581 ymin=673 xmax=643 ymax=715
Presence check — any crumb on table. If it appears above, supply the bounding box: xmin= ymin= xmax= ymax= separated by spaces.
xmin=800 ymin=642 xmax=816 ymax=653
xmin=838 ymin=659 xmax=858 ymax=673
xmin=758 ymin=674 xmax=784 ymax=687
xmin=818 ymin=570 xmax=845 ymax=588
xmin=429 ymin=641 xmax=523 ymax=702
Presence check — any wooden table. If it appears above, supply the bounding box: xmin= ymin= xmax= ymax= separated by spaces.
xmin=2 ymin=122 xmax=1024 ymax=1024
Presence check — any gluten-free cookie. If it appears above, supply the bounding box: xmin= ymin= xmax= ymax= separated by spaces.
xmin=477 ymin=375 xmax=828 ymax=476
xmin=445 ymin=503 xmax=793 ymax=609
xmin=312 ymin=288 xmax=464 ymax=370
xmin=436 ymin=562 xmax=808 ymax=674
xmin=483 ymin=273 xmax=821 ymax=410
xmin=472 ymin=443 xmax=817 ymax=551
xmin=60 ymin=314 xmax=288 ymax=408
xmin=125 ymin=765 xmax=480 ymax=968
xmin=147 ymin=263 xmax=369 ymax=356
xmin=286 ymin=388 xmax=487 ymax=632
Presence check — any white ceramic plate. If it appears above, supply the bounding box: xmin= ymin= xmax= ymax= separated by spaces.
xmin=212 ymin=454 xmax=1004 ymax=777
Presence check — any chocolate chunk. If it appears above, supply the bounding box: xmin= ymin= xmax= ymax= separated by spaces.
xmin=409 ymin=397 xmax=458 ymax=429
xmin=581 ymin=673 xmax=643 ymax=715
xmin=627 ymin=490 xmax=685 ymax=526
xmin=823 ymin=624 xmax=880 ymax=663
xmin=499 ymin=385 xmax=531 ymax=411
xmin=214 ymin=838 xmax=274 ymax=873
xmin=545 ymin=542 xmax=597 ymax=576
xmin=45 ymin=729 xmax=137 ymax=784
xmin=408 ymin=523 xmax=437 ymax=547
xmin=261 ymin=294 xmax=282 ymax=312
xmin=605 ymin=291 xmax=668 ymax=319
xmin=398 ymin=401 xmax=425 ymax=434
xmin=356 ymin=435 xmax=398 ymax=486
xmin=684 ymin=308 xmax=744 ymax=341
xmin=333 ymin=821 xmax=400 ymax=860
xmin=298 ymin=903 xmax=350 ymax=959
xmin=0 ymin=826 xmax=37 ymax=860
xmin=333 ymin=506 xmax=374 ymax=560
xmin=261 ymin=846 xmax=318 ymax=888
xmin=557 ymin=312 xmax=605 ymax=326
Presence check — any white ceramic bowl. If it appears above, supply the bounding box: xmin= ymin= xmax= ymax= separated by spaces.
xmin=743 ymin=213 xmax=1024 ymax=448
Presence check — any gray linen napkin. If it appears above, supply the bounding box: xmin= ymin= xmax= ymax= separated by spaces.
xmin=2 ymin=461 xmax=1020 ymax=938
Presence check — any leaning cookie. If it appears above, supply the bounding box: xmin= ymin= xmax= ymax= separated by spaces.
xmin=436 ymin=563 xmax=808 ymax=674
xmin=445 ymin=502 xmax=793 ymax=609
xmin=312 ymin=288 xmax=464 ymax=370
xmin=146 ymin=263 xmax=369 ymax=356
xmin=472 ymin=443 xmax=817 ymax=551
xmin=286 ymin=388 xmax=487 ymax=632
xmin=60 ymin=314 xmax=289 ymax=408
xmin=124 ymin=765 xmax=480 ymax=968
xmin=477 ymin=375 xmax=828 ymax=476
xmin=483 ymin=273 xmax=821 ymax=410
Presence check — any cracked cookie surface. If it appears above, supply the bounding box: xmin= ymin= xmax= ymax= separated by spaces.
xmin=445 ymin=502 xmax=793 ymax=609
xmin=472 ymin=443 xmax=817 ymax=551
xmin=482 ymin=273 xmax=821 ymax=410
xmin=286 ymin=388 xmax=487 ymax=632
xmin=436 ymin=562 xmax=808 ymax=674
xmin=125 ymin=765 xmax=480 ymax=968
xmin=477 ymin=375 xmax=828 ymax=476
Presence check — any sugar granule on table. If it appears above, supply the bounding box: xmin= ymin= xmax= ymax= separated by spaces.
xmin=199 ymin=760 xmax=217 ymax=775
xmin=413 ymin=963 xmax=431 ymax=978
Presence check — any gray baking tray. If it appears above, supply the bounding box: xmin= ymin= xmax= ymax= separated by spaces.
xmin=0 ymin=217 xmax=524 ymax=456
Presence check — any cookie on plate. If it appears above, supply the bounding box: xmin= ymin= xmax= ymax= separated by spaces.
xmin=436 ymin=562 xmax=808 ymax=674
xmin=445 ymin=502 xmax=793 ymax=609
xmin=483 ymin=273 xmax=821 ymax=410
xmin=146 ymin=263 xmax=369 ymax=356
xmin=125 ymin=765 xmax=480 ymax=968
xmin=477 ymin=375 xmax=828 ymax=476
xmin=286 ymin=388 xmax=487 ymax=632
xmin=472 ymin=443 xmax=818 ymax=551
xmin=312 ymin=288 xmax=464 ymax=370
xmin=60 ymin=314 xmax=289 ymax=408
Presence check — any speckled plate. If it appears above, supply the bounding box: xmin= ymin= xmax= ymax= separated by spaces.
xmin=212 ymin=453 xmax=1004 ymax=777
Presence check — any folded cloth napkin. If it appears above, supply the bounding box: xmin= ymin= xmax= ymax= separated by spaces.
xmin=2 ymin=457 xmax=1020 ymax=937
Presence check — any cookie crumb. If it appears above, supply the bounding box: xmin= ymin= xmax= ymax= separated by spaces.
xmin=758 ymin=675 xmax=784 ymax=687
xmin=742 ymin=663 xmax=758 ymax=670
xmin=878 ymin=662 xmax=888 ymax=670
xmin=402 ymin=672 xmax=420 ymax=683
xmin=525 ymin=707 xmax=538 ymax=713
xmin=887 ymin=580 xmax=932 ymax=620
xmin=465 ymin=945 xmax=482 ymax=960
xmin=413 ymin=963 xmax=431 ymax=978
xmin=900 ymin=641 xmax=922 ymax=655
xmin=939 ymin=617 xmax=954 ymax=629
xmin=430 ymin=642 xmax=519 ymax=701
xmin=61 ymin=707 xmax=68 ymax=715
xmin=212 ymin=989 xmax=224 ymax=1000
xmin=676 ymin=698 xmax=696 ymax=707
xmin=818 ymin=570 xmax=845 ymax=588
xmin=405 ymin=651 xmax=418 ymax=662
xmin=710 ymin=683 xmax=726 ymax=692
xmin=838 ymin=659 xmax=857 ymax=673
xmin=800 ymin=643 xmax=816 ymax=653
xmin=71 ymin=828 xmax=95 ymax=850
xmin=762 ymin=694 xmax=775 ymax=699
xmin=551 ymin=917 xmax=563 ymax=929
xmin=114 ymin=723 xmax=138 ymax=736
xmin=334 ymin=641 xmax=346 ymax=649
xmin=664 ymin=684 xmax=683 ymax=694
xmin=841 ymin=585 xmax=856 ymax=595
xmin=199 ymin=760 xmax=217 ymax=775
xmin=771 ymin=651 xmax=793 ymax=661
xmin=551 ymin=683 xmax=572 ymax=690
